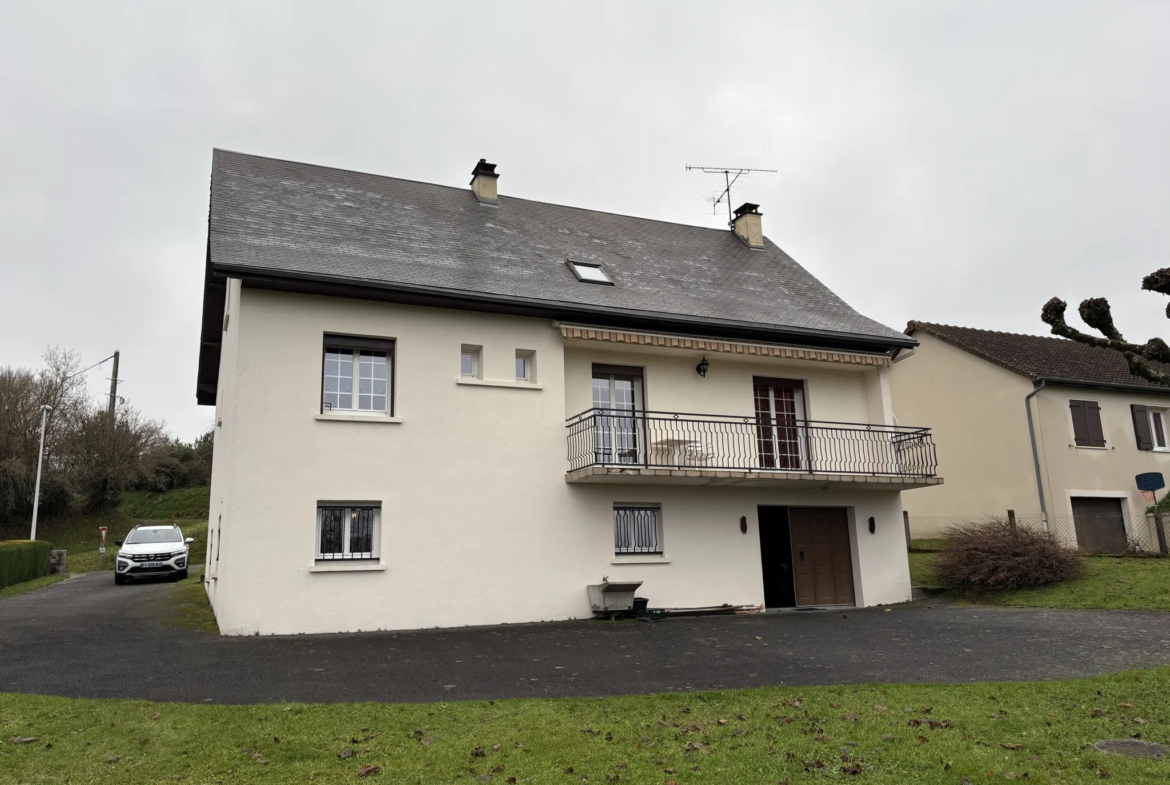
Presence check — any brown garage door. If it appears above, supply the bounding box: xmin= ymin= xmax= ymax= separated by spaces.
xmin=1071 ymin=497 xmax=1128 ymax=554
xmin=788 ymin=508 xmax=855 ymax=606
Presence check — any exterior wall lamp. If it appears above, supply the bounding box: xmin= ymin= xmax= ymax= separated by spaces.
xmin=696 ymin=356 xmax=710 ymax=377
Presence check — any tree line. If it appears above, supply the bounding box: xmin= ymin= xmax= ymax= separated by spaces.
xmin=0 ymin=348 xmax=211 ymax=529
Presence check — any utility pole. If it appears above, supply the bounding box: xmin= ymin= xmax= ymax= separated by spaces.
xmin=30 ymin=405 xmax=52 ymax=541
xmin=107 ymin=350 xmax=120 ymax=419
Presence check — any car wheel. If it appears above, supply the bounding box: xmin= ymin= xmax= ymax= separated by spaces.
xmin=114 ymin=573 xmax=126 ymax=585
xmin=175 ymin=569 xmax=188 ymax=581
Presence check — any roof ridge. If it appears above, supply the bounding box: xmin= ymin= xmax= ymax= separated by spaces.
xmin=211 ymin=148 xmax=754 ymax=240
xmin=905 ymin=318 xmax=1170 ymax=392
xmin=906 ymin=320 xmax=1069 ymax=342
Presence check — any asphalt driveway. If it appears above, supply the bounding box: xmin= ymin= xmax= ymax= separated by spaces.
xmin=3 ymin=572 xmax=1170 ymax=705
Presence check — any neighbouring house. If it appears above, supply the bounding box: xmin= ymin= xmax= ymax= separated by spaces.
xmin=891 ymin=322 xmax=1170 ymax=553
xmin=195 ymin=150 xmax=942 ymax=636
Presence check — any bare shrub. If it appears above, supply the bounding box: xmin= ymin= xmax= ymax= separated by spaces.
xmin=935 ymin=518 xmax=1086 ymax=592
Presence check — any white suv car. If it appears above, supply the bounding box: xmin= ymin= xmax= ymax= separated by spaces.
xmin=114 ymin=524 xmax=195 ymax=584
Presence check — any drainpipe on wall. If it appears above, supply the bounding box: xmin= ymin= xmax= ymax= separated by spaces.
xmin=1025 ymin=380 xmax=1049 ymax=531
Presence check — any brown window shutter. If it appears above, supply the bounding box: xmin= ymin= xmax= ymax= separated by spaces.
xmin=1069 ymin=400 xmax=1090 ymax=446
xmin=1085 ymin=401 xmax=1106 ymax=447
xmin=1132 ymin=404 xmax=1154 ymax=450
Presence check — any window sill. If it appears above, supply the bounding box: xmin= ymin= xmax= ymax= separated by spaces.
xmin=456 ymin=377 xmax=543 ymax=391
xmin=611 ymin=555 xmax=671 ymax=565
xmin=315 ymin=413 xmax=403 ymax=424
xmin=1074 ymin=445 xmax=1108 ymax=450
xmin=309 ymin=562 xmax=386 ymax=573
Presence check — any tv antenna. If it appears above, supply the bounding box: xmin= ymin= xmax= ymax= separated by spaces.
xmin=686 ymin=165 xmax=777 ymax=225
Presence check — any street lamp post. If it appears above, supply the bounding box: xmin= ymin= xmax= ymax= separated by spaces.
xmin=30 ymin=404 xmax=52 ymax=541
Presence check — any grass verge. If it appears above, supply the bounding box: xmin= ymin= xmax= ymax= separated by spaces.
xmin=0 ymin=573 xmax=69 ymax=601
xmin=0 ymin=487 xmax=209 ymax=574
xmin=159 ymin=568 xmax=218 ymax=633
xmin=910 ymin=552 xmax=1170 ymax=611
xmin=908 ymin=552 xmax=941 ymax=587
xmin=119 ymin=487 xmax=210 ymax=520
xmin=909 ymin=537 xmax=949 ymax=553
xmin=1 ymin=669 xmax=1168 ymax=783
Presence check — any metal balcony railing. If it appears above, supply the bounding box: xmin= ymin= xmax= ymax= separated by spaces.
xmin=566 ymin=408 xmax=938 ymax=478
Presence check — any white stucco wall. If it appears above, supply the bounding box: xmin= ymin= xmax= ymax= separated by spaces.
xmin=204 ymin=289 xmax=912 ymax=635
xmin=890 ymin=333 xmax=1038 ymax=516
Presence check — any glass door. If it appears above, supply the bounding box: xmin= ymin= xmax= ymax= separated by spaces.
xmin=592 ymin=366 xmax=644 ymax=465
xmin=754 ymin=378 xmax=807 ymax=470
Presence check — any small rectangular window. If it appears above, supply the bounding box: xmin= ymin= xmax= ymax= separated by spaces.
xmin=1069 ymin=399 xmax=1106 ymax=448
xmin=515 ymin=350 xmax=534 ymax=382
xmin=322 ymin=336 xmax=393 ymax=414
xmin=316 ymin=505 xmax=380 ymax=561
xmin=614 ymin=506 xmax=661 ymax=555
xmin=461 ymin=345 xmax=481 ymax=378
xmin=568 ymin=260 xmax=614 ymax=285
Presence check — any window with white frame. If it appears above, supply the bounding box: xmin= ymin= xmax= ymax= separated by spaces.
xmin=316 ymin=504 xmax=380 ymax=561
xmin=322 ymin=336 xmax=393 ymax=414
xmin=614 ymin=505 xmax=661 ymax=555
xmin=1150 ymin=408 xmax=1168 ymax=451
xmin=516 ymin=350 xmax=534 ymax=382
xmin=461 ymin=345 xmax=481 ymax=378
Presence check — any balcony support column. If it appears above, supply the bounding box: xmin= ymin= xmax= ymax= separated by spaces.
xmin=864 ymin=367 xmax=895 ymax=426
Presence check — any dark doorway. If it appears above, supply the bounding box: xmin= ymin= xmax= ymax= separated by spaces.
xmin=788 ymin=507 xmax=856 ymax=606
xmin=1071 ymin=497 xmax=1128 ymax=554
xmin=758 ymin=506 xmax=796 ymax=608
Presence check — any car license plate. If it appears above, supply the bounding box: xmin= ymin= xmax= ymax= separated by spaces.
xmin=140 ymin=562 xmax=163 ymax=568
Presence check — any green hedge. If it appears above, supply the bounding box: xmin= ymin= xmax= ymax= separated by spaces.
xmin=0 ymin=540 xmax=53 ymax=589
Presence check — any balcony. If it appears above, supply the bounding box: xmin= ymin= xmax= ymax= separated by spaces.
xmin=566 ymin=409 xmax=942 ymax=489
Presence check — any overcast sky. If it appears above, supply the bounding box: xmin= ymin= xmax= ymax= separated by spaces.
xmin=2 ymin=1 xmax=1169 ymax=439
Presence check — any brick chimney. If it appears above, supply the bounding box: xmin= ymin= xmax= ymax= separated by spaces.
xmin=470 ymin=159 xmax=499 ymax=204
xmin=732 ymin=203 xmax=764 ymax=248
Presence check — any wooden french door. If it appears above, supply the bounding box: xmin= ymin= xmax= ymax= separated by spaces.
xmin=754 ymin=377 xmax=807 ymax=470
xmin=788 ymin=508 xmax=855 ymax=606
xmin=592 ymin=364 xmax=644 ymax=465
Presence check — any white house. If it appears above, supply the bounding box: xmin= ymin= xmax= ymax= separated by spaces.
xmin=196 ymin=151 xmax=942 ymax=636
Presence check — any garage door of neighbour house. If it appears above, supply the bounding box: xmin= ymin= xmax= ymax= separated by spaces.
xmin=1070 ymin=497 xmax=1128 ymax=554
xmin=788 ymin=508 xmax=855 ymax=606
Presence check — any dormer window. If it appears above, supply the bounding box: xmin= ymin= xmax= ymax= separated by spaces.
xmin=568 ymin=261 xmax=613 ymax=285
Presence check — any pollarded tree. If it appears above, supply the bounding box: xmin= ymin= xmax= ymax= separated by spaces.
xmin=1041 ymin=268 xmax=1170 ymax=387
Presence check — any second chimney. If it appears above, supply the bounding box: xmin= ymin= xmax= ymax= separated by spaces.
xmin=732 ymin=203 xmax=764 ymax=248
xmin=470 ymin=159 xmax=499 ymax=204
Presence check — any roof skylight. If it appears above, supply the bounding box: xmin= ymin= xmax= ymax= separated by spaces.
xmin=567 ymin=261 xmax=613 ymax=285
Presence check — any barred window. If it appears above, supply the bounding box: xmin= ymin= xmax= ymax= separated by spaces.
xmin=614 ymin=506 xmax=661 ymax=555
xmin=317 ymin=505 xmax=380 ymax=561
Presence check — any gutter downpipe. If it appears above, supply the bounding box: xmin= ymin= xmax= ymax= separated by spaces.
xmin=1025 ymin=380 xmax=1049 ymax=531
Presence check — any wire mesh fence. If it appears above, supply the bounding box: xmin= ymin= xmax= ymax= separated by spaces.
xmin=906 ymin=510 xmax=1167 ymax=555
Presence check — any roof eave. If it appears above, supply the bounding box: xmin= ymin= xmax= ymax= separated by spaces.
xmin=213 ymin=263 xmax=916 ymax=351
xmin=1032 ymin=377 xmax=1170 ymax=397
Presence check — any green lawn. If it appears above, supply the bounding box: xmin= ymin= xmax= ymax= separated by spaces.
xmin=907 ymin=552 xmax=941 ymax=587
xmin=161 ymin=568 xmax=218 ymax=632
xmin=119 ymin=487 xmax=211 ymax=520
xmin=2 ymin=668 xmax=1168 ymax=783
xmin=909 ymin=538 xmax=950 ymax=553
xmin=910 ymin=552 xmax=1170 ymax=611
xmin=0 ymin=487 xmax=209 ymax=575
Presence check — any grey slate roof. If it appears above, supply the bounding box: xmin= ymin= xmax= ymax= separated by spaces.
xmin=207 ymin=149 xmax=907 ymax=345
xmin=906 ymin=321 xmax=1170 ymax=394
